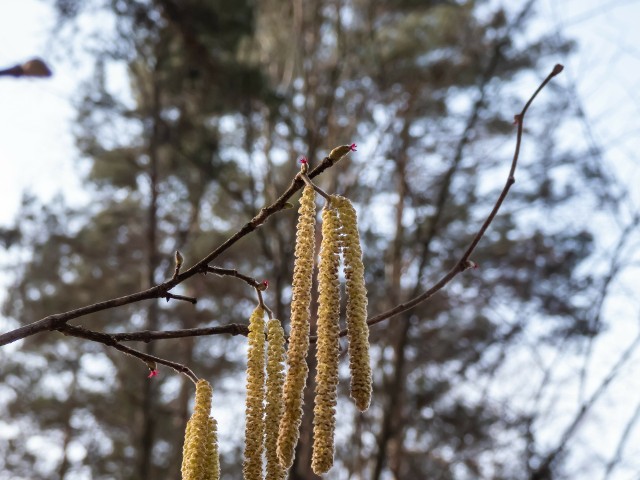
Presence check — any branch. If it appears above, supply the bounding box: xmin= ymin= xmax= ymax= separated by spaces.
xmin=0 ymin=65 xmax=562 ymax=349
xmin=359 ymin=64 xmax=564 ymax=333
xmin=0 ymin=58 xmax=52 ymax=78
xmin=0 ymin=154 xmax=342 ymax=347
xmin=162 ymin=292 xmax=197 ymax=304
xmin=57 ymin=324 xmax=199 ymax=383
xmin=111 ymin=324 xmax=250 ymax=342
xmin=205 ymin=266 xmax=264 ymax=289
xmin=602 ymin=398 xmax=640 ymax=480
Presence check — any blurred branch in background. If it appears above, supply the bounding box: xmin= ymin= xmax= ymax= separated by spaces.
xmin=0 ymin=58 xmax=52 ymax=78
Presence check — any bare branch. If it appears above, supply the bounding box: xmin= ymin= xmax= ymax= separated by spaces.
xmin=206 ymin=266 xmax=263 ymax=289
xmin=162 ymin=292 xmax=197 ymax=304
xmin=57 ymin=324 xmax=199 ymax=383
xmin=111 ymin=324 xmax=250 ymax=342
xmin=0 ymin=66 xmax=563 ymax=358
xmin=0 ymin=154 xmax=342 ymax=347
xmin=359 ymin=64 xmax=564 ymax=333
xmin=602 ymin=398 xmax=640 ymax=480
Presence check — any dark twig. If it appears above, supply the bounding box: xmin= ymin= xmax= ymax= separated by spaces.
xmin=358 ymin=64 xmax=564 ymax=333
xmin=111 ymin=324 xmax=250 ymax=342
xmin=0 ymin=67 xmax=562 ymax=349
xmin=57 ymin=324 xmax=199 ymax=383
xmin=0 ymin=58 xmax=52 ymax=78
xmin=300 ymin=172 xmax=332 ymax=202
xmin=205 ymin=266 xmax=262 ymax=289
xmin=0 ymin=154 xmax=342 ymax=347
xmin=163 ymin=292 xmax=197 ymax=304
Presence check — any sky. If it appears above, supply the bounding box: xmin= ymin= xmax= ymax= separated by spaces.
xmin=2 ymin=0 xmax=640 ymax=477
xmin=0 ymin=1 xmax=86 ymax=224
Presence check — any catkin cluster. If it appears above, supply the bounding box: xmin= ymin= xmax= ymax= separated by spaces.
xmin=181 ymin=379 xmax=220 ymax=480
xmin=244 ymin=306 xmax=266 ymax=480
xmin=334 ymin=195 xmax=372 ymax=412
xmin=277 ymin=177 xmax=371 ymax=474
xmin=266 ymin=319 xmax=287 ymax=480
xmin=312 ymin=204 xmax=342 ymax=474
xmin=278 ymin=185 xmax=316 ymax=469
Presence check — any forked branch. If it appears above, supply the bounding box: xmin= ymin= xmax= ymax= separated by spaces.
xmin=0 ymin=65 xmax=564 ymax=371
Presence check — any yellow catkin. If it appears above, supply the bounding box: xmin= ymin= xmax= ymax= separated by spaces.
xmin=312 ymin=203 xmax=342 ymax=474
xmin=205 ymin=417 xmax=219 ymax=480
xmin=277 ymin=185 xmax=316 ymax=469
xmin=181 ymin=379 xmax=220 ymax=480
xmin=335 ymin=195 xmax=372 ymax=412
xmin=244 ymin=306 xmax=266 ymax=480
xmin=266 ymin=319 xmax=287 ymax=480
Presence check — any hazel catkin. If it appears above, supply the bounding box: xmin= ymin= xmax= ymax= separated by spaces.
xmin=266 ymin=319 xmax=287 ymax=480
xmin=277 ymin=185 xmax=316 ymax=469
xmin=334 ymin=195 xmax=372 ymax=412
xmin=181 ymin=379 xmax=220 ymax=480
xmin=312 ymin=202 xmax=342 ymax=474
xmin=244 ymin=305 xmax=266 ymax=480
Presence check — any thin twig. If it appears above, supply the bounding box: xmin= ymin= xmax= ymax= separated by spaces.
xmin=57 ymin=324 xmax=199 ymax=383
xmin=256 ymin=289 xmax=274 ymax=319
xmin=111 ymin=324 xmax=250 ymax=342
xmin=205 ymin=266 xmax=262 ymax=288
xmin=0 ymin=154 xmax=342 ymax=347
xmin=300 ymin=172 xmax=332 ymax=202
xmin=0 ymin=67 xmax=563 ymax=350
xmin=602 ymin=398 xmax=640 ymax=480
xmin=163 ymin=292 xmax=197 ymax=304
xmin=358 ymin=64 xmax=564 ymax=333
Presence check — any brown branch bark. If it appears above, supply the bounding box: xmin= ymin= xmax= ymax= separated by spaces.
xmin=0 ymin=154 xmax=341 ymax=347
xmin=111 ymin=324 xmax=250 ymax=342
xmin=0 ymin=67 xmax=564 ymax=407
xmin=57 ymin=323 xmax=198 ymax=383
xmin=358 ymin=63 xmax=564 ymax=334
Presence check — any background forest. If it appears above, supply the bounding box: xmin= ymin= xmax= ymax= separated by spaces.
xmin=2 ymin=1 xmax=640 ymax=479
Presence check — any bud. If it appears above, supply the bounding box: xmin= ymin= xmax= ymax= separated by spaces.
xmin=145 ymin=359 xmax=157 ymax=371
xmin=328 ymin=143 xmax=357 ymax=161
xmin=21 ymin=58 xmax=52 ymax=77
xmin=175 ymin=251 xmax=184 ymax=268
